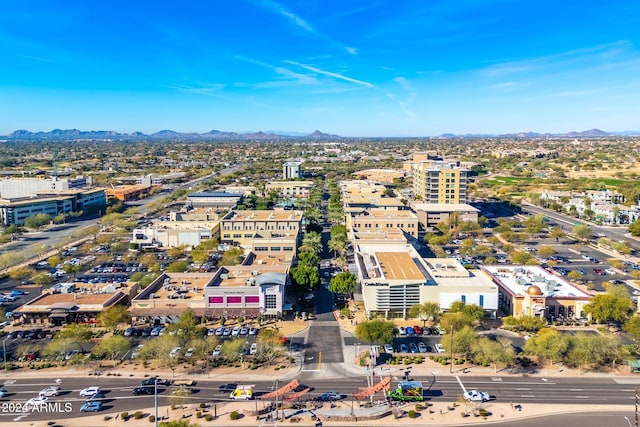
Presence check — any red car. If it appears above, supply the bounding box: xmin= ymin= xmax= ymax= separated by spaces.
xmin=412 ymin=326 xmax=423 ymax=335
xmin=593 ymin=268 xmax=605 ymax=275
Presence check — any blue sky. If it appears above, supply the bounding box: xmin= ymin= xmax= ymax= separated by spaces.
xmin=1 ymin=0 xmax=640 ymax=137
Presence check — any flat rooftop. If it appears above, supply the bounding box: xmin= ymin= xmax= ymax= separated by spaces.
xmin=412 ymin=203 xmax=479 ymax=212
xmin=138 ymin=273 xmax=214 ymax=301
xmin=210 ymin=265 xmax=289 ymax=287
xmin=352 ymin=210 xmax=417 ymax=219
xmin=20 ymin=291 xmax=125 ymax=311
xmin=483 ymin=265 xmax=591 ymax=299
xmin=376 ymin=252 xmax=425 ymax=281
xmin=223 ymin=210 xmax=303 ymax=222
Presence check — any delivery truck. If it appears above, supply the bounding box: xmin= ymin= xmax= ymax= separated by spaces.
xmin=387 ymin=381 xmax=423 ymax=402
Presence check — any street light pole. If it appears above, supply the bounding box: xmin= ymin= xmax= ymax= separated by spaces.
xmin=154 ymin=379 xmax=158 ymax=427
xmin=3 ymin=337 xmax=7 ymax=375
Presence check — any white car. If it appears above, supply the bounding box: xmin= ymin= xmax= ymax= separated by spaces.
xmin=384 ymin=344 xmax=394 ymax=354
xmin=184 ymin=348 xmax=194 ymax=358
xmin=212 ymin=345 xmax=222 ymax=357
xmin=434 ymin=343 xmax=445 ymax=353
xmin=39 ymin=386 xmax=61 ymax=397
xmin=605 ymin=268 xmax=616 ymax=275
xmin=249 ymin=343 xmax=258 ymax=355
xmin=231 ymin=326 xmax=241 ymax=336
xmin=79 ymin=386 xmax=101 ymax=398
xmin=463 ymin=389 xmax=490 ymax=402
xmin=169 ymin=346 xmax=182 ymax=358
xmin=26 ymin=396 xmax=49 ymax=407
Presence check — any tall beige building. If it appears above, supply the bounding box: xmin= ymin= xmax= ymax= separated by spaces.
xmin=411 ymin=160 xmax=468 ymax=204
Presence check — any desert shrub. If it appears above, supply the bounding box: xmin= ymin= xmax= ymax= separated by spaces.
xmin=408 ymin=410 xmax=417 ymax=419
xmin=229 ymin=410 xmax=241 ymax=420
xmin=205 ymin=414 xmax=214 ymax=421
xmin=134 ymin=411 xmax=144 ymax=419
xmin=148 ymin=415 xmax=155 ymax=423
xmin=121 ymin=412 xmax=129 ymax=420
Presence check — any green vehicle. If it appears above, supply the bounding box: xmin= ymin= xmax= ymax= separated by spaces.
xmin=387 ymin=381 xmax=423 ymax=402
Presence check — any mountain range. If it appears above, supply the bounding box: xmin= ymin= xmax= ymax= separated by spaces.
xmin=1 ymin=128 xmax=638 ymax=141
xmin=1 ymin=128 xmax=340 ymax=141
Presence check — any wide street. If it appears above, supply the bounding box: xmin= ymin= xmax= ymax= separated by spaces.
xmin=1 ymin=372 xmax=639 ymax=422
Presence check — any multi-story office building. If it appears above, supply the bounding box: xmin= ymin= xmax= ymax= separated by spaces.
xmin=0 ymin=188 xmax=106 ymax=226
xmin=283 ymin=161 xmax=302 ymax=179
xmin=411 ymin=160 xmax=469 ymax=204
xmin=265 ymin=180 xmax=314 ymax=199
xmin=220 ymin=209 xmax=303 ymax=255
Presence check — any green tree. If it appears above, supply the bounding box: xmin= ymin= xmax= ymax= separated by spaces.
xmin=299 ymin=231 xmax=322 ymax=255
xmin=355 ymin=319 xmax=397 ymax=345
xmin=510 ymin=250 xmax=534 ymax=264
xmin=445 ymin=325 xmax=477 ymax=363
xmin=92 ymin=335 xmax=131 ymax=365
xmin=536 ymin=246 xmax=556 ymax=258
xmin=448 ymin=301 xmax=484 ymax=324
xmin=24 ymin=213 xmax=51 ymax=230
xmin=221 ymin=338 xmax=248 ymax=363
xmin=524 ymin=328 xmax=568 ymax=365
xmin=97 ymin=305 xmax=131 ymax=331
xmin=31 ymin=272 xmax=53 ymax=287
xmin=56 ymin=324 xmax=93 ymax=352
xmin=629 ymin=220 xmax=640 ymax=237
xmin=624 ymin=316 xmax=640 ymax=341
xmin=472 ymin=336 xmax=514 ymax=371
xmin=583 ymin=284 xmax=633 ymax=323
xmin=328 ymin=272 xmax=356 ymax=296
xmin=572 ymin=224 xmax=591 ymax=241
xmin=220 ymin=247 xmax=244 ymax=265
xmin=159 ymin=420 xmax=199 ymax=427
xmin=549 ymin=226 xmax=565 ymax=242
xmin=165 ymin=260 xmax=189 ymax=272
xmin=290 ymin=262 xmax=320 ymax=291
xmin=408 ymin=302 xmax=441 ymax=327
xmin=167 ymin=308 xmax=201 ymax=344
xmin=63 ymin=263 xmax=81 ymax=279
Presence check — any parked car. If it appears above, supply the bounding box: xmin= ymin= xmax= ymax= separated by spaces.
xmin=409 ymin=342 xmax=419 ymax=353
xmin=249 ymin=343 xmax=258 ymax=355
xmin=406 ymin=326 xmax=415 ymax=336
xmin=184 ymin=348 xmax=194 ymax=358
xmin=223 ymin=328 xmax=231 ymax=336
xmin=434 ymin=343 xmax=445 ymax=353
xmin=397 ymin=327 xmax=406 ymax=336
xmin=231 ymin=326 xmax=241 ymax=336
xmin=212 ymin=345 xmax=222 ymax=357
xmin=0 ymin=388 xmax=8 ymax=398
xmin=384 ymin=344 xmax=394 ymax=354
xmin=418 ymin=342 xmax=427 ymax=353
xmin=413 ymin=326 xmax=423 ymax=335
xmin=169 ymin=346 xmax=182 ymax=358
xmin=215 ymin=327 xmax=224 ymax=336
xmin=248 ymin=327 xmax=258 ymax=335
xmin=239 ymin=326 xmax=249 ymax=335
xmin=399 ymin=343 xmax=409 ymax=353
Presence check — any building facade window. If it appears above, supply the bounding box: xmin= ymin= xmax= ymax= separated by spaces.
xmin=265 ymin=294 xmax=277 ymax=309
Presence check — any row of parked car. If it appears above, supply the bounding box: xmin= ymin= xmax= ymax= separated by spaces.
xmin=384 ymin=342 xmax=445 ymax=354
xmin=397 ymin=325 xmax=444 ymax=336
xmin=207 ymin=326 xmax=259 ymax=337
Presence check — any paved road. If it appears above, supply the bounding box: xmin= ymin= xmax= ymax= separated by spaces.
xmin=1 ymin=374 xmax=638 ymax=422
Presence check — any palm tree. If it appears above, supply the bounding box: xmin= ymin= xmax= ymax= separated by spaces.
xmin=299 ymin=231 xmax=322 ymax=254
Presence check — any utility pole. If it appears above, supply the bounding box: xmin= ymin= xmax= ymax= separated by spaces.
xmin=635 ymin=386 xmax=638 ymax=427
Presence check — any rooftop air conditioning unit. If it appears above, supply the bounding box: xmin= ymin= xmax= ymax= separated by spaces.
xmin=220 ymin=273 xmax=229 ymax=279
